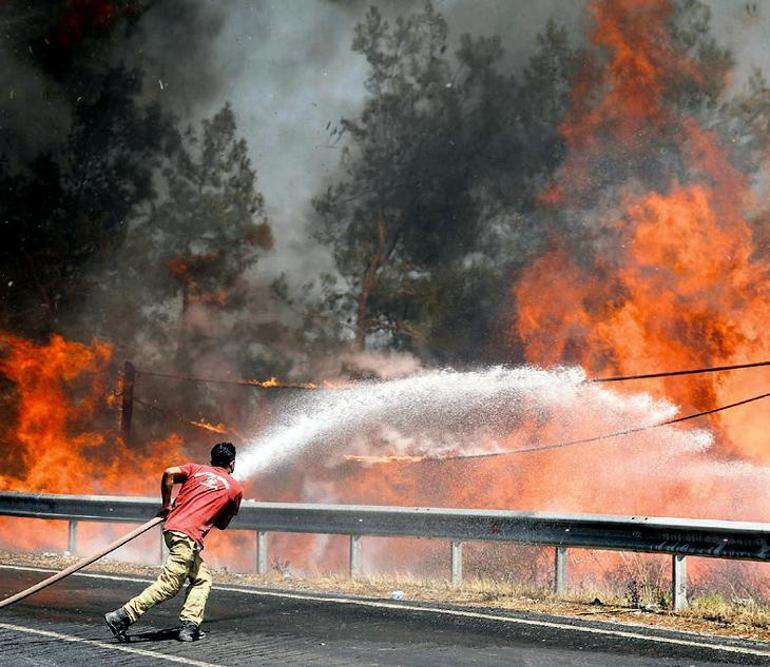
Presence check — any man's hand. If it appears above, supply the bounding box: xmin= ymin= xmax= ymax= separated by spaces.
xmin=156 ymin=506 xmax=172 ymax=519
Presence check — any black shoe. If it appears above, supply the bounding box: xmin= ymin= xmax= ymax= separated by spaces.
xmin=104 ymin=607 xmax=131 ymax=642
xmin=178 ymin=621 xmax=200 ymax=642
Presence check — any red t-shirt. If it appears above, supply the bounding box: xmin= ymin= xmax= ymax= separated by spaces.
xmin=163 ymin=463 xmax=243 ymax=546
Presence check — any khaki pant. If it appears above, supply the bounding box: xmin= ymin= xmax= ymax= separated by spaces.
xmin=124 ymin=531 xmax=212 ymax=626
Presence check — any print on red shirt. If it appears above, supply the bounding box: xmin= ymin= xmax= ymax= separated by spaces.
xmin=163 ymin=463 xmax=243 ymax=546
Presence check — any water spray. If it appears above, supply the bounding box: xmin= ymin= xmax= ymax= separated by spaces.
xmin=132 ymin=359 xmax=770 ymax=472
xmin=373 ymin=389 xmax=770 ymax=463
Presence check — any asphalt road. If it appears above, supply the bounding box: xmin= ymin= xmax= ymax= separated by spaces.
xmin=1 ymin=565 xmax=770 ymax=666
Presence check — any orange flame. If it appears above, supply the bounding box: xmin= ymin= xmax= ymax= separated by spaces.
xmin=246 ymin=376 xmax=346 ymax=390
xmin=189 ymin=419 xmax=228 ymax=434
xmin=515 ymin=1 xmax=770 ymax=468
xmin=0 ymin=332 xmax=186 ymax=496
xmin=0 ymin=331 xmax=187 ymax=555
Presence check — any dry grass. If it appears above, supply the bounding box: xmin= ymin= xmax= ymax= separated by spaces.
xmin=2 ymin=551 xmax=770 ymax=642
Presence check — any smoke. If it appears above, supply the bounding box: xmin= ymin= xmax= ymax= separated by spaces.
xmin=0 ymin=1 xmax=240 ymax=162
xmin=110 ymin=0 xmax=232 ymax=114
xmin=184 ymin=0 xmax=592 ymax=287
xmin=1 ymin=0 xmax=593 ymax=327
xmin=706 ymin=1 xmax=770 ymax=89
xmin=0 ymin=4 xmax=72 ymax=160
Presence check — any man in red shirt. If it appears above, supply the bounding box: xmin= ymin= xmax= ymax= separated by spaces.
xmin=104 ymin=442 xmax=243 ymax=642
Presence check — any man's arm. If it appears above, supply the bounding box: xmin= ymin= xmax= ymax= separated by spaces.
xmin=158 ymin=466 xmax=188 ymax=517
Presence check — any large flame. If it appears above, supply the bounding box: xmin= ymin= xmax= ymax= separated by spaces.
xmin=0 ymin=332 xmax=184 ymax=494
xmin=516 ymin=0 xmax=770 ymax=466
xmin=0 ymin=332 xmax=184 ymax=555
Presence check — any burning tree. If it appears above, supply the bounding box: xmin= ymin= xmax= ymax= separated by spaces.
xmin=513 ymin=0 xmax=770 ymax=463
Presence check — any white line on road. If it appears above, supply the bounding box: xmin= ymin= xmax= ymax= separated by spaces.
xmin=3 ymin=564 xmax=770 ymax=660
xmin=0 ymin=621 xmax=225 ymax=667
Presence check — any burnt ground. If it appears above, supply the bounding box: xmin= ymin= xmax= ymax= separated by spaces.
xmin=1 ymin=565 xmax=770 ymax=666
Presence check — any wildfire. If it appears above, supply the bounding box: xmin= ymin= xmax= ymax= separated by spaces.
xmin=515 ymin=0 xmax=770 ymax=467
xmin=6 ymin=0 xmax=770 ymax=585
xmin=0 ymin=332 xmax=183 ymax=495
xmin=304 ymin=0 xmax=770 ymax=559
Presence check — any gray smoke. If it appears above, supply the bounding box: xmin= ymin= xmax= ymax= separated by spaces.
xmin=110 ymin=0 xmax=231 ymax=114
xmin=174 ymin=0 xmax=592 ymax=286
xmin=0 ymin=0 xmax=593 ymax=286
xmin=0 ymin=5 xmax=70 ymax=161
xmin=706 ymin=1 xmax=770 ymax=89
xmin=0 ymin=0 xmax=236 ymax=163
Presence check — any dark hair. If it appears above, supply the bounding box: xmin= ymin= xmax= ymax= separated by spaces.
xmin=210 ymin=442 xmax=236 ymax=468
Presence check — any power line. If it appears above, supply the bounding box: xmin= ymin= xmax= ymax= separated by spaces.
xmin=132 ymin=361 xmax=770 ymax=459
xmin=590 ymin=359 xmax=770 ymax=383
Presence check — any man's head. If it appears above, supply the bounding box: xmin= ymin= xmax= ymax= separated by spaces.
xmin=210 ymin=442 xmax=236 ymax=472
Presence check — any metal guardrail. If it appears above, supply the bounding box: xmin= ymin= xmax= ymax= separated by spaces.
xmin=2 ymin=491 xmax=769 ymax=610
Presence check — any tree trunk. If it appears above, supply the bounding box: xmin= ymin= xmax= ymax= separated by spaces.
xmin=354 ymin=209 xmax=386 ymax=351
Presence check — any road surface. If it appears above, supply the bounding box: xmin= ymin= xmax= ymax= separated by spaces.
xmin=1 ymin=565 xmax=769 ymax=666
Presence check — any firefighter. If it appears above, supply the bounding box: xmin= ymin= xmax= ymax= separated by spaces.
xmin=104 ymin=442 xmax=243 ymax=642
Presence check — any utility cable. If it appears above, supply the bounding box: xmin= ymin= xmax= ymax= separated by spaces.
xmin=590 ymin=359 xmax=770 ymax=383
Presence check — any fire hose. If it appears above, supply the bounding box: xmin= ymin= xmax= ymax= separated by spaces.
xmin=0 ymin=515 xmax=163 ymax=609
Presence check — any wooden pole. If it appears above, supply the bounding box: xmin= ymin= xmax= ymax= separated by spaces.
xmin=0 ymin=516 xmax=163 ymax=610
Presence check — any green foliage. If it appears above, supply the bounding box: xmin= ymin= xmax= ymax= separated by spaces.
xmin=313 ymin=2 xmax=570 ymax=360
xmin=156 ymin=103 xmax=270 ymax=303
xmin=517 ymin=20 xmax=577 ymax=195
xmin=668 ymin=0 xmax=734 ymax=112
xmin=90 ymin=103 xmax=276 ymax=371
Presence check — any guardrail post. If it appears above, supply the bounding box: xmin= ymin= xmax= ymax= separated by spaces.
xmin=451 ymin=541 xmax=463 ymax=587
xmin=554 ymin=546 xmax=568 ymax=595
xmin=67 ymin=519 xmax=78 ymax=556
xmin=349 ymin=535 xmax=362 ymax=578
xmin=672 ymin=554 xmax=687 ymax=610
xmin=257 ymin=530 xmax=268 ymax=575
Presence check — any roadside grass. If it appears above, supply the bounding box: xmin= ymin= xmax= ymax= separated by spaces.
xmin=2 ymin=550 xmax=770 ymax=641
xmin=687 ymin=592 xmax=770 ymax=629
